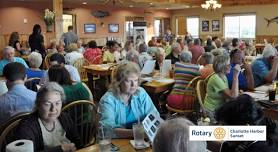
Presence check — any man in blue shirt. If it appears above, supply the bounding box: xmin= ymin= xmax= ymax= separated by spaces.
xmin=226 ymin=49 xmax=254 ymax=91
xmin=0 ymin=62 xmax=36 ymax=124
xmin=252 ymin=44 xmax=278 ymax=87
xmin=60 ymin=25 xmax=78 ymax=49
xmin=0 ymin=46 xmax=29 ymax=76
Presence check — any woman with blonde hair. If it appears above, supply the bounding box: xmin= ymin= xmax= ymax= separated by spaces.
xmin=99 ymin=61 xmax=159 ymax=138
xmin=64 ymin=43 xmax=83 ymax=65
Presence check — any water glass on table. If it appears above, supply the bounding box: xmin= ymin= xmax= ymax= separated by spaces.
xmin=98 ymin=126 xmax=112 ymax=152
xmin=132 ymin=123 xmax=145 ymax=147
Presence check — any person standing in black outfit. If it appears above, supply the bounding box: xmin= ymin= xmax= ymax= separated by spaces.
xmin=29 ymin=24 xmax=46 ymax=58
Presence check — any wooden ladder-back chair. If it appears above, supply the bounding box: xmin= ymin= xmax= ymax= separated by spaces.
xmin=24 ymin=77 xmax=41 ymax=92
xmin=62 ymin=100 xmax=97 ymax=147
xmin=186 ymin=76 xmax=202 ymax=90
xmin=109 ymin=64 xmax=118 ymax=82
xmin=82 ymin=82 xmax=95 ymax=104
xmin=90 ymin=55 xmax=103 ymax=64
xmin=204 ymin=72 xmax=215 ymax=84
xmin=73 ymin=58 xmax=90 ymax=83
xmin=196 ymin=80 xmax=207 ymax=118
xmin=0 ymin=112 xmax=30 ymax=152
xmin=166 ymin=76 xmax=202 ymax=116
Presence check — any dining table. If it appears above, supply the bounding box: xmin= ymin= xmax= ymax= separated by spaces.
xmin=141 ymin=76 xmax=175 ymax=112
xmin=83 ymin=63 xmax=117 ymax=76
xmin=76 ymin=139 xmax=152 ymax=152
xmin=142 ymin=77 xmax=175 ymax=94
xmin=244 ymin=84 xmax=278 ymax=120
xmin=255 ymin=44 xmax=265 ymax=54
xmin=83 ymin=63 xmax=117 ymax=101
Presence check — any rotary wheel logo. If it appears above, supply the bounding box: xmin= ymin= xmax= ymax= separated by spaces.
xmin=214 ymin=127 xmax=226 ymax=139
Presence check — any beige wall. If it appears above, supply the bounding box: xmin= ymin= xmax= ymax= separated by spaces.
xmin=171 ymin=4 xmax=278 ymax=39
xmin=0 ymin=1 xmax=170 ymax=49
xmin=72 ymin=6 xmax=170 ymax=41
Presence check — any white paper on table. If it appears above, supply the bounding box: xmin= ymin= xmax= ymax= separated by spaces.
xmin=141 ymin=77 xmax=153 ymax=82
xmin=155 ymin=78 xmax=175 ymax=83
xmin=243 ymin=92 xmax=268 ymax=101
xmin=141 ymin=60 xmax=155 ymax=75
xmin=161 ymin=59 xmax=172 ymax=77
xmin=142 ymin=111 xmax=164 ymax=143
xmin=254 ymin=85 xmax=272 ymax=92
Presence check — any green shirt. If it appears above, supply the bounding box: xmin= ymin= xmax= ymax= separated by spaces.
xmin=204 ymin=74 xmax=228 ymax=112
xmin=63 ymin=82 xmax=90 ymax=104
xmin=103 ymin=51 xmax=115 ymax=63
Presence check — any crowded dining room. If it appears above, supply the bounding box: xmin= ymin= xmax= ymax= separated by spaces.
xmin=1 ymin=0 xmax=278 ymax=151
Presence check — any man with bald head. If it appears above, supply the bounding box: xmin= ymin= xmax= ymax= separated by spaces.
xmin=0 ymin=46 xmax=28 ymax=75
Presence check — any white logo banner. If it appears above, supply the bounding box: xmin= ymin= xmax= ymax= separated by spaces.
xmin=189 ymin=126 xmax=266 ymax=141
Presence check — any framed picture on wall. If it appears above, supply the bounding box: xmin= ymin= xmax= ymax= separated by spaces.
xmin=212 ymin=20 xmax=220 ymax=31
xmin=108 ymin=24 xmax=119 ymax=33
xmin=202 ymin=20 xmax=209 ymax=32
xmin=84 ymin=23 xmax=96 ymax=33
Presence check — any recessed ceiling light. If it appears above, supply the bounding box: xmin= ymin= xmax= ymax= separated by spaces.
xmin=166 ymin=8 xmax=169 ymax=9
xmin=129 ymin=5 xmax=134 ymax=7
xmin=82 ymin=2 xmax=87 ymax=5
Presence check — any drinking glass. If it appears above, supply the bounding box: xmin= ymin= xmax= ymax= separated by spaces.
xmin=132 ymin=123 xmax=145 ymax=147
xmin=98 ymin=126 xmax=112 ymax=152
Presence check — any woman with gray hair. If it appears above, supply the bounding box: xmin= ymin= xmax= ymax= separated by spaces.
xmin=26 ymin=51 xmax=45 ymax=78
xmin=99 ymin=61 xmax=159 ymax=138
xmin=138 ymin=43 xmax=152 ymax=69
xmin=125 ymin=49 xmax=140 ymax=66
xmin=15 ymin=82 xmax=82 ymax=152
xmin=154 ymin=47 xmax=166 ymax=70
xmin=153 ymin=118 xmax=207 ymax=152
xmin=204 ymin=55 xmax=240 ymax=121
xmin=167 ymin=51 xmax=200 ymax=110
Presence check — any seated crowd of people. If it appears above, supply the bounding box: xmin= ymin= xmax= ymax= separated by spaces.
xmin=0 ymin=24 xmax=277 ymax=152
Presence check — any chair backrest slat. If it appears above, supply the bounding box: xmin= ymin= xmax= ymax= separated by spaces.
xmin=196 ymin=80 xmax=207 ymax=117
xmin=62 ymin=100 xmax=97 ymax=147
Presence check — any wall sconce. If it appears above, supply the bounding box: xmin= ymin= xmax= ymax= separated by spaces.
xmin=100 ymin=22 xmax=105 ymax=27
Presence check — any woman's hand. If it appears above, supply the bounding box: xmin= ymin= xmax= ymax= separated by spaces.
xmin=233 ymin=64 xmax=241 ymax=76
xmin=61 ymin=143 xmax=76 ymax=152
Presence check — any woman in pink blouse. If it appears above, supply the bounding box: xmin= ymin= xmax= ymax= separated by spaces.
xmin=83 ymin=40 xmax=102 ymax=64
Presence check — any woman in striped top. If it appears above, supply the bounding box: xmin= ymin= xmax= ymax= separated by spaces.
xmin=167 ymin=51 xmax=200 ymax=110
